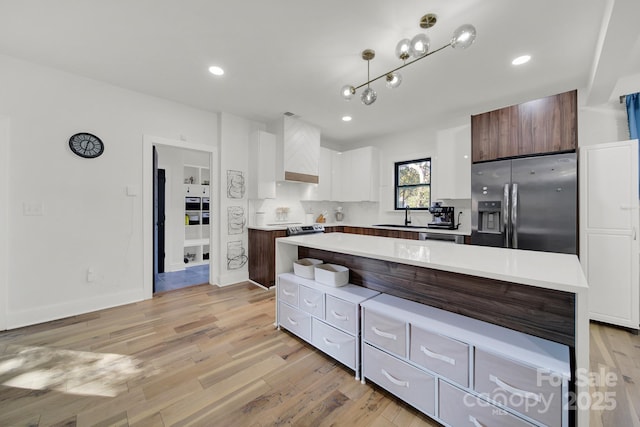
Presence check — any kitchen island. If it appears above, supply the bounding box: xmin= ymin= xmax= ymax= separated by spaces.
xmin=275 ymin=232 xmax=589 ymax=427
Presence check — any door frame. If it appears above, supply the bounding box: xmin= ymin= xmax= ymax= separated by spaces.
xmin=142 ymin=135 xmax=218 ymax=299
xmin=0 ymin=117 xmax=8 ymax=330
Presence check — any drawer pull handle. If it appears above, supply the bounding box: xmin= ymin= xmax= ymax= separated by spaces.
xmin=282 ymin=289 xmax=295 ymax=297
xmin=468 ymin=415 xmax=484 ymax=427
xmin=322 ymin=337 xmax=340 ymax=349
xmin=331 ymin=310 xmax=349 ymax=321
xmin=286 ymin=316 xmax=298 ymax=326
xmin=371 ymin=326 xmax=397 ymax=340
xmin=489 ymin=374 xmax=541 ymax=403
xmin=381 ymin=369 xmax=409 ymax=388
xmin=420 ymin=345 xmax=456 ymax=366
xmin=303 ymin=298 xmax=317 ymax=308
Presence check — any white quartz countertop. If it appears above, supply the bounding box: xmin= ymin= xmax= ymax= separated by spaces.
xmin=248 ymin=222 xmax=470 ymax=235
xmin=276 ymin=232 xmax=588 ymax=294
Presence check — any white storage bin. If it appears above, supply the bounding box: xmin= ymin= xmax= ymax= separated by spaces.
xmin=315 ymin=264 xmax=349 ymax=287
xmin=293 ymin=258 xmax=323 ymax=279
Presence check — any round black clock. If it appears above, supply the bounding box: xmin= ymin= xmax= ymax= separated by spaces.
xmin=69 ymin=132 xmax=104 ymax=158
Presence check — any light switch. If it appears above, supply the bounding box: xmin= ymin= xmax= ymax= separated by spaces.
xmin=23 ymin=201 xmax=44 ymax=216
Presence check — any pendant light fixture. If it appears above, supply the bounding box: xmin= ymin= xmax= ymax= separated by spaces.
xmin=340 ymin=14 xmax=476 ymax=106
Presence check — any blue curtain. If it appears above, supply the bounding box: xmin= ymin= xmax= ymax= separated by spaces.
xmin=627 ymin=93 xmax=640 ymax=140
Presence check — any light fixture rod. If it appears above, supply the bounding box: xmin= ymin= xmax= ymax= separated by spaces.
xmin=353 ymin=43 xmax=450 ymax=91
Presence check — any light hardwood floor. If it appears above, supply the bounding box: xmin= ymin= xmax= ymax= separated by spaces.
xmin=0 ymin=282 xmax=638 ymax=427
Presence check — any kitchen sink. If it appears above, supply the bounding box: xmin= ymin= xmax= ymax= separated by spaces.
xmin=373 ymin=224 xmax=428 ymax=229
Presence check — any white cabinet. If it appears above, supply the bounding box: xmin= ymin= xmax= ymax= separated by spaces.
xmin=315 ymin=147 xmax=333 ymax=200
xmin=276 ymin=272 xmax=379 ymax=379
xmin=361 ymin=293 xmax=570 ymax=427
xmin=275 ymin=115 xmax=321 ymax=183
xmin=248 ymin=130 xmax=276 ymax=199
xmin=183 ymin=165 xmax=210 ymax=267
xmin=331 ymin=146 xmax=379 ymax=202
xmin=580 ymin=139 xmax=640 ymax=330
xmin=434 ymin=124 xmax=471 ymax=200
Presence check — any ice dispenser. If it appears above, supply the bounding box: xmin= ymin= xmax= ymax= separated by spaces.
xmin=477 ymin=201 xmax=501 ymax=234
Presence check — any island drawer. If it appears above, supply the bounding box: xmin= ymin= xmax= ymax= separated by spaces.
xmin=279 ymin=302 xmax=311 ymax=341
xmin=312 ymin=318 xmax=356 ymax=369
xmin=409 ymin=324 xmax=469 ymax=388
xmin=363 ymin=309 xmax=407 ymax=357
xmin=363 ymin=343 xmax=435 ymax=416
xmin=299 ymin=285 xmax=324 ymax=318
xmin=439 ymin=380 xmax=535 ymax=427
xmin=325 ymin=295 xmax=357 ymax=334
xmin=278 ymin=276 xmax=299 ymax=307
xmin=475 ymin=348 xmax=564 ymax=427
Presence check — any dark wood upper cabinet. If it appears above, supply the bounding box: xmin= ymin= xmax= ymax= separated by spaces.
xmin=471 ymin=90 xmax=577 ymax=163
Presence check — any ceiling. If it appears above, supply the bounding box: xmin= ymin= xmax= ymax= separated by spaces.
xmin=1 ymin=0 xmax=639 ymax=146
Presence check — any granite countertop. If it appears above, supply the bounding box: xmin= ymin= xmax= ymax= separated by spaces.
xmin=276 ymin=232 xmax=588 ymax=294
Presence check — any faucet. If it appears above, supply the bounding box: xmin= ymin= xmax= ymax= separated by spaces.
xmin=404 ymin=205 xmax=411 ymax=226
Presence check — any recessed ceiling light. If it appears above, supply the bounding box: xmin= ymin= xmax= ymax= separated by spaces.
xmin=512 ymin=55 xmax=531 ymax=66
xmin=208 ymin=66 xmax=224 ymax=76
xmin=342 ymin=116 xmax=352 ymax=122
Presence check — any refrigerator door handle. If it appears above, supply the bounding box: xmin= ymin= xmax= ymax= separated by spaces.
xmin=503 ymin=184 xmax=510 ymax=247
xmin=512 ymin=183 xmax=519 ymax=248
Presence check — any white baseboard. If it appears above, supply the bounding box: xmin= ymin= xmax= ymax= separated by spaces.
xmin=6 ymin=288 xmax=146 ymax=330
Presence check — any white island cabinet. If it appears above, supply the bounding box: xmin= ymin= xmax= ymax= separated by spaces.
xmin=276 ymin=272 xmax=379 ymax=379
xmin=275 ymin=232 xmax=589 ymax=427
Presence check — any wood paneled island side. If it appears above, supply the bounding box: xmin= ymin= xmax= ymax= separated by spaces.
xmin=275 ymin=232 xmax=589 ymax=427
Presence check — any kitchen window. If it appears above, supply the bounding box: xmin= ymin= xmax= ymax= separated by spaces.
xmin=395 ymin=158 xmax=431 ymax=210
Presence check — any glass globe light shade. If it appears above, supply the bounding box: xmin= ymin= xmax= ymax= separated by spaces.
xmin=395 ymin=38 xmax=411 ymax=60
xmin=410 ymin=34 xmax=430 ymax=58
xmin=361 ymin=87 xmax=377 ymax=105
xmin=385 ymin=72 xmax=402 ymax=89
xmin=451 ymin=24 xmax=477 ymax=49
xmin=340 ymin=84 xmax=355 ymax=100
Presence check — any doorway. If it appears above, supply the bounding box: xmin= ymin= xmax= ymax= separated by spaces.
xmin=142 ymin=135 xmax=218 ymax=299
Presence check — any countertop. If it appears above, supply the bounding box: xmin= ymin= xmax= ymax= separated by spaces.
xmin=248 ymin=222 xmax=470 ymax=235
xmin=276 ymin=232 xmax=588 ymax=294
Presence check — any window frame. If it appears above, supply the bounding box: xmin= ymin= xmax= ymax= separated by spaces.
xmin=394 ymin=157 xmax=432 ymax=211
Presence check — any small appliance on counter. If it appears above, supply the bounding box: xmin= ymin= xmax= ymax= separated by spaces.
xmin=427 ymin=202 xmax=458 ymax=229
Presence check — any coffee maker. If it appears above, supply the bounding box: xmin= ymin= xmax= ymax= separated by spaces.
xmin=428 ymin=202 xmax=457 ymax=229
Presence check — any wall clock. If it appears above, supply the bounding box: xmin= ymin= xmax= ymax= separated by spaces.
xmin=68 ymin=132 xmax=104 ymax=158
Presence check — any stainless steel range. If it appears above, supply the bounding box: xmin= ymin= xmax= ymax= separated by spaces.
xmin=286 ymin=224 xmax=325 ymax=236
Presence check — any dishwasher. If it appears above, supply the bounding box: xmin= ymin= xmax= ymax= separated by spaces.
xmin=418 ymin=232 xmax=465 ymax=244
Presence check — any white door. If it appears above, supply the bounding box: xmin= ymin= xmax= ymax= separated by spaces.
xmin=581 ymin=139 xmax=639 ymax=329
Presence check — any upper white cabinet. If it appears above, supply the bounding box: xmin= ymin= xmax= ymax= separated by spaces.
xmin=434 ymin=124 xmax=471 ymax=200
xmin=332 ymin=146 xmax=379 ymax=202
xmin=274 ymin=115 xmax=321 ymax=183
xmin=248 ymin=130 xmax=276 ymax=199
xmin=315 ymin=147 xmax=333 ymax=201
xmin=580 ymin=139 xmax=639 ymax=330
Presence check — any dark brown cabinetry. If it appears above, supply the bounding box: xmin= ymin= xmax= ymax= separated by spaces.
xmin=248 ymin=228 xmax=286 ymax=288
xmin=343 ymin=226 xmax=419 ymax=240
xmin=471 ymin=90 xmax=577 ymax=163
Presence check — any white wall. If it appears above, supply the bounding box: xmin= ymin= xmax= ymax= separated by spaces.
xmin=0 ymin=117 xmax=9 ymax=330
xmin=218 ymin=113 xmax=256 ymax=285
xmin=0 ymin=54 xmax=218 ymax=329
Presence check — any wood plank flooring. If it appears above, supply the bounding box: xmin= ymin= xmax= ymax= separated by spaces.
xmin=0 ymin=282 xmax=638 ymax=426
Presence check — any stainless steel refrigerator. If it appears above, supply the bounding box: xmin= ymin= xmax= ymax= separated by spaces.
xmin=471 ymin=152 xmax=577 ymax=254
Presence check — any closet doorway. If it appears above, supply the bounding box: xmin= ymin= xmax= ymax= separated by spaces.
xmin=143 ymin=135 xmax=218 ymax=298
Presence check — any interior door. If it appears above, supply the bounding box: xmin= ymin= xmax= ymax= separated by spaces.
xmin=581 ymin=140 xmax=639 ymax=328
xmin=152 ymin=147 xmax=159 ymax=292
xmin=157 ymin=168 xmax=166 ymax=273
